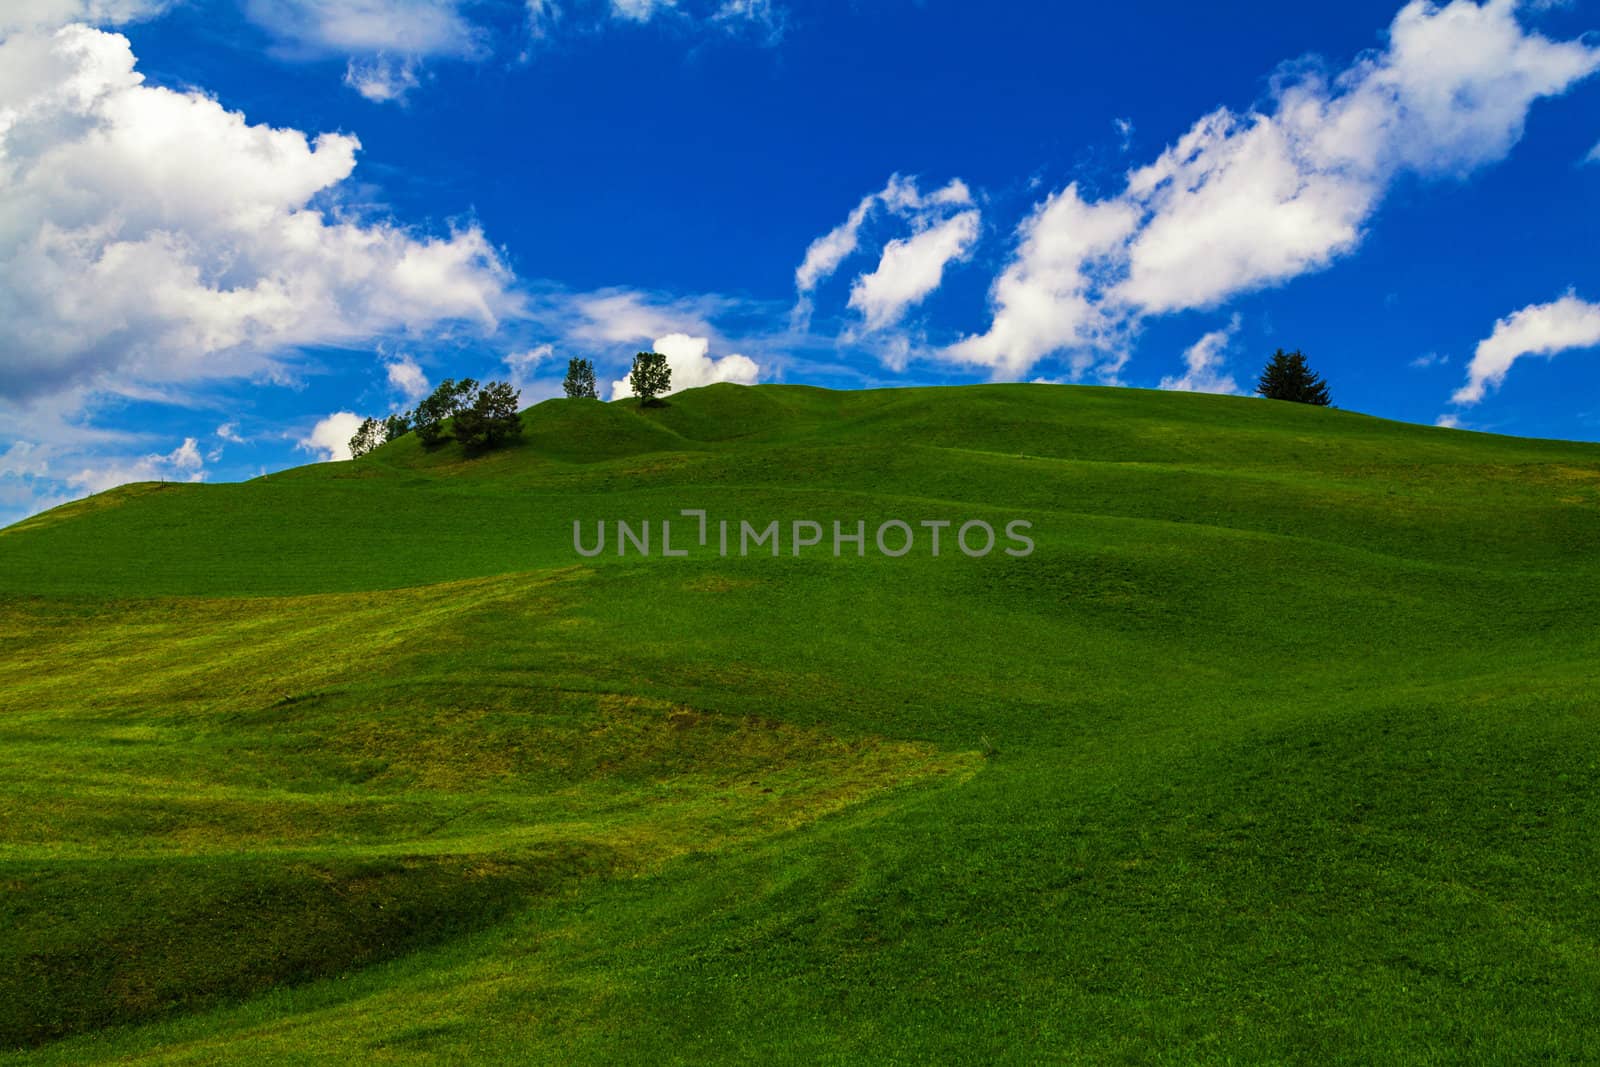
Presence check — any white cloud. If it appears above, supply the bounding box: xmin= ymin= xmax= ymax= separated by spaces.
xmin=1452 ymin=293 xmax=1600 ymax=405
xmin=0 ymin=441 xmax=52 ymax=480
xmin=298 ymin=412 xmax=365 ymax=462
xmin=948 ymin=0 xmax=1600 ymax=381
xmin=712 ymin=0 xmax=780 ymax=33
xmin=68 ymin=436 xmax=205 ymax=494
xmin=611 ymin=0 xmax=675 ymax=22
xmin=0 ymin=26 xmax=516 ymax=407
xmin=795 ymin=194 xmax=876 ymax=298
xmin=794 ymin=175 xmax=972 ymax=296
xmin=1586 ymin=139 xmax=1600 ymax=165
xmin=385 ymin=354 xmax=430 ymax=401
xmin=1158 ymin=319 xmax=1245 ymax=395
xmin=215 ymin=422 xmax=246 ymax=443
xmin=794 ymin=175 xmax=976 ymax=342
xmin=344 ymin=54 xmax=422 ymax=102
xmin=563 ymin=289 xmax=721 ymax=345
xmin=609 ymin=333 xmax=759 ymax=398
xmin=526 ymin=0 xmax=560 ymax=37
xmin=241 ymin=0 xmax=484 ymax=58
xmin=504 ymin=344 xmax=554 ymax=387
xmin=1113 ymin=117 xmax=1134 ymax=152
xmin=0 ymin=0 xmax=175 ymax=34
xmin=946 ymin=185 xmax=1139 ymax=379
xmin=1435 ymin=413 xmax=1463 ymax=428
xmin=1410 ymin=351 xmax=1448 ymax=368
xmin=848 ymin=209 xmax=980 ymax=332
xmin=501 ymin=345 xmax=566 ymax=403
xmin=241 ymin=0 xmax=485 ymax=103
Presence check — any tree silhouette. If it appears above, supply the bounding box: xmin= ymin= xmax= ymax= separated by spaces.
xmin=413 ymin=378 xmax=478 ymax=446
xmin=629 ymin=351 xmax=671 ymax=406
xmin=1256 ymin=350 xmax=1331 ymax=406
xmin=454 ymin=381 xmax=524 ymax=451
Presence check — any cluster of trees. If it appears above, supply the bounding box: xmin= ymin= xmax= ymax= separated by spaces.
xmin=349 ymin=377 xmax=523 ymax=458
xmin=348 ymin=344 xmax=1326 ymax=464
xmin=562 ymin=352 xmax=671 ymax=405
xmin=348 ymin=349 xmax=674 ymax=461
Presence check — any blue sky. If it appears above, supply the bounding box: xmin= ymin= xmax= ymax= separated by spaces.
xmin=1 ymin=0 xmax=1598 ymax=524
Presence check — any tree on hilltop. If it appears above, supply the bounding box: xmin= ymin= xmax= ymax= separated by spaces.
xmin=629 ymin=351 xmax=671 ymax=407
xmin=350 ymin=409 xmax=417 ymax=459
xmin=382 ymin=412 xmax=412 ymax=442
xmin=1256 ymin=350 xmax=1331 ymax=406
xmin=564 ymin=358 xmax=598 ymax=399
xmin=413 ymin=377 xmax=478 ymax=446
xmin=349 ymin=418 xmax=384 ymax=458
xmin=454 ymin=380 xmax=524 ymax=451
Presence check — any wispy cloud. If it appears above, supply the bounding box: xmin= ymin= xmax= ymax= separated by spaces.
xmin=1158 ymin=318 xmax=1245 ymax=395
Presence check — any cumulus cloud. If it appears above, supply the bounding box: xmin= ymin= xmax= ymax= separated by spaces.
xmin=609 ymin=333 xmax=758 ymax=398
xmin=1452 ymin=293 xmax=1600 ymax=405
xmin=298 ymin=412 xmax=365 ymax=462
xmin=1587 ymin=139 xmax=1600 ymax=165
xmin=1158 ymin=319 xmax=1245 ymax=395
xmin=948 ymin=0 xmax=1600 ymax=381
xmin=385 ymin=354 xmax=430 ymax=401
xmin=215 ymin=422 xmax=246 ymax=443
xmin=0 ymin=26 xmax=516 ymax=407
xmin=946 ymin=186 xmax=1139 ymax=379
xmin=1435 ymin=413 xmax=1463 ymax=428
xmin=68 ymin=436 xmax=205 ymax=494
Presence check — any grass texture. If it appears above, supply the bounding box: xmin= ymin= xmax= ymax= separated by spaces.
xmin=2 ymin=382 xmax=1599 ymax=1063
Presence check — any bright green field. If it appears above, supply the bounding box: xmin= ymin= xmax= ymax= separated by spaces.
xmin=3 ymin=382 xmax=1600 ymax=1063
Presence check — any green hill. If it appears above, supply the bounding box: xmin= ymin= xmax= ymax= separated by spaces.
xmin=4 ymin=383 xmax=1600 ymax=1062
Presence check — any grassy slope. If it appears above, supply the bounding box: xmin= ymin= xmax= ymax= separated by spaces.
xmin=3 ymin=383 xmax=1600 ymax=1063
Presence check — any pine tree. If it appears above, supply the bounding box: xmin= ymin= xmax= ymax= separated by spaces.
xmin=1256 ymin=349 xmax=1332 ymax=406
xmin=563 ymin=358 xmax=598 ymax=399
xmin=629 ymin=351 xmax=671 ymax=406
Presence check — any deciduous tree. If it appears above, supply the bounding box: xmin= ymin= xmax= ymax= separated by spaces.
xmin=629 ymin=351 xmax=670 ymax=406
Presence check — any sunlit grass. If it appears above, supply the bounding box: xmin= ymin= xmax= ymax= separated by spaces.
xmin=4 ymin=383 xmax=1600 ymax=1061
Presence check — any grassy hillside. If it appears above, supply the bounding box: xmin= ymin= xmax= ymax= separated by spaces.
xmin=3 ymin=382 xmax=1600 ymax=1063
